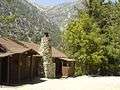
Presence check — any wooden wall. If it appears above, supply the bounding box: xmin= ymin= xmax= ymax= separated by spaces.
xmin=9 ymin=54 xmax=19 ymax=83
xmin=0 ymin=60 xmax=1 ymax=83
xmin=1 ymin=57 xmax=8 ymax=84
xmin=20 ymin=54 xmax=31 ymax=81
xmin=55 ymin=59 xmax=75 ymax=78
xmin=33 ymin=56 xmax=44 ymax=78
xmin=0 ymin=53 xmax=42 ymax=85
xmin=62 ymin=61 xmax=75 ymax=77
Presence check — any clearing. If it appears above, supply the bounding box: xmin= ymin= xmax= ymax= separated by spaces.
xmin=1 ymin=76 xmax=120 ymax=90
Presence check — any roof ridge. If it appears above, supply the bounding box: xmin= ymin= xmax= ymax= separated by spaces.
xmin=20 ymin=41 xmax=35 ymax=48
xmin=6 ymin=38 xmax=29 ymax=48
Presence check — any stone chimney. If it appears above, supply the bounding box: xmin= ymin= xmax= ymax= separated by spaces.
xmin=41 ymin=32 xmax=55 ymax=78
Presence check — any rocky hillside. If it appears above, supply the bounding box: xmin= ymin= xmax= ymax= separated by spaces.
xmin=45 ymin=1 xmax=85 ymax=31
xmin=47 ymin=1 xmax=83 ymax=30
xmin=0 ymin=0 xmax=84 ymax=47
xmin=0 ymin=0 xmax=61 ymax=46
xmin=29 ymin=0 xmax=84 ymax=31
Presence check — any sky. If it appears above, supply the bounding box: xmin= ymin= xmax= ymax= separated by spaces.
xmin=30 ymin=0 xmax=75 ymax=6
xmin=30 ymin=0 xmax=117 ymax=6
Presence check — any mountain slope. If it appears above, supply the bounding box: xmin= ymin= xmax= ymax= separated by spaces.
xmin=45 ymin=1 xmax=85 ymax=31
xmin=0 ymin=0 xmax=61 ymax=46
xmin=29 ymin=0 xmax=84 ymax=31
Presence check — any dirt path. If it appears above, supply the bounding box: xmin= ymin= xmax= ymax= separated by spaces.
xmin=1 ymin=76 xmax=120 ymax=90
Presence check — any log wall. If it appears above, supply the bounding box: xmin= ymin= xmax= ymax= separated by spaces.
xmin=0 ymin=53 xmax=41 ymax=85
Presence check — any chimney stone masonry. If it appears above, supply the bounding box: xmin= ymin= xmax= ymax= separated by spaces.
xmin=41 ymin=32 xmax=55 ymax=78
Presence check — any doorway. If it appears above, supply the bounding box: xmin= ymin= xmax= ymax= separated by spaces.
xmin=55 ymin=59 xmax=62 ymax=78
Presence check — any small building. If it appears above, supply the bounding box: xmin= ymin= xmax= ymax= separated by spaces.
xmin=20 ymin=33 xmax=75 ymax=78
xmin=0 ymin=33 xmax=75 ymax=85
xmin=55 ymin=58 xmax=75 ymax=78
xmin=0 ymin=38 xmax=38 ymax=85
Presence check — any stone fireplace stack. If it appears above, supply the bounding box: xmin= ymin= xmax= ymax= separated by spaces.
xmin=41 ymin=32 xmax=55 ymax=78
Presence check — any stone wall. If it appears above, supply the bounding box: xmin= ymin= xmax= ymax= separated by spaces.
xmin=41 ymin=33 xmax=55 ymax=78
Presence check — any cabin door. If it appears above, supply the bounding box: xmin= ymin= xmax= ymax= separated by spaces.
xmin=55 ymin=60 xmax=62 ymax=78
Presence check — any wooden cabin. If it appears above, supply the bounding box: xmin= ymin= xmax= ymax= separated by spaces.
xmin=0 ymin=36 xmax=75 ymax=85
xmin=0 ymin=38 xmax=38 ymax=85
xmin=55 ymin=58 xmax=75 ymax=78
xmin=20 ymin=41 xmax=75 ymax=78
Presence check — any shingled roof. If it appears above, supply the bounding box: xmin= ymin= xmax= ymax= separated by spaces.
xmin=20 ymin=41 xmax=67 ymax=58
xmin=0 ymin=38 xmax=37 ymax=57
xmin=0 ymin=37 xmax=74 ymax=61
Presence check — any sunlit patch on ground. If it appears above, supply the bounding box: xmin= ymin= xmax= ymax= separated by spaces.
xmin=1 ymin=76 xmax=120 ymax=90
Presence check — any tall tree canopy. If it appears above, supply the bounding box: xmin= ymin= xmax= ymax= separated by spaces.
xmin=63 ymin=0 xmax=120 ymax=76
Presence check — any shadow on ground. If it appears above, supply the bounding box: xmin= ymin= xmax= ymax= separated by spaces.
xmin=0 ymin=77 xmax=46 ymax=87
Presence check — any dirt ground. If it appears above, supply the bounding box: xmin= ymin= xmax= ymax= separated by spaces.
xmin=1 ymin=76 xmax=120 ymax=90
